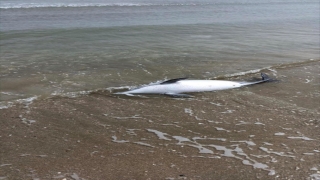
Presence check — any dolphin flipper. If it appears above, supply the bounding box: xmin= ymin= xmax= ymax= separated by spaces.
xmin=164 ymin=93 xmax=193 ymax=98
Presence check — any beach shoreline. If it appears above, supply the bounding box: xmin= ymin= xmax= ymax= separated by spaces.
xmin=1 ymin=61 xmax=319 ymax=180
xmin=1 ymin=1 xmax=319 ymax=179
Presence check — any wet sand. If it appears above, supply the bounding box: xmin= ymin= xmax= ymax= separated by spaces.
xmin=1 ymin=61 xmax=319 ymax=180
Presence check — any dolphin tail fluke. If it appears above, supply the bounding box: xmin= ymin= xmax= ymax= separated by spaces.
xmin=261 ymin=73 xmax=270 ymax=81
xmin=240 ymin=73 xmax=272 ymax=86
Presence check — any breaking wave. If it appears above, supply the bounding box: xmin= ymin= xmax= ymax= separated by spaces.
xmin=214 ymin=58 xmax=319 ymax=79
xmin=0 ymin=58 xmax=318 ymax=108
xmin=0 ymin=3 xmax=206 ymax=9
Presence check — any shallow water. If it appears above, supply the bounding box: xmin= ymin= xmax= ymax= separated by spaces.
xmin=1 ymin=1 xmax=320 ymax=179
xmin=0 ymin=0 xmax=319 ymax=102
xmin=1 ymin=61 xmax=319 ymax=179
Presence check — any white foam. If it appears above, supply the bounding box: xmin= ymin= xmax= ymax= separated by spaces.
xmin=250 ymin=154 xmax=270 ymax=158
xmin=126 ymin=129 xmax=139 ymax=136
xmin=281 ymin=127 xmax=292 ymax=130
xmin=161 ymin=124 xmax=182 ymax=128
xmin=106 ymin=86 xmax=133 ymax=93
xmin=263 ymin=142 xmax=273 ymax=146
xmin=287 ymin=136 xmax=314 ymax=141
xmin=21 ymin=118 xmax=36 ymax=125
xmin=141 ymin=68 xmax=152 ymax=75
xmin=222 ymin=67 xmax=272 ymax=78
xmin=254 ymin=122 xmax=265 ymax=126
xmin=134 ymin=142 xmax=154 ymax=148
xmin=236 ymin=121 xmax=250 ymax=125
xmin=0 ymin=102 xmax=14 ymax=109
xmin=112 ymin=115 xmax=142 ymax=120
xmin=309 ymin=173 xmax=320 ymax=180
xmin=111 ymin=136 xmax=129 ymax=143
xmin=242 ymin=160 xmax=269 ymax=169
xmin=0 ymin=3 xmax=204 ymax=9
xmin=192 ymin=137 xmax=227 ymax=142
xmin=188 ymin=145 xmax=214 ymax=154
xmin=208 ymin=144 xmax=275 ymax=175
xmin=259 ymin=147 xmax=295 ymax=158
xmin=268 ymin=170 xmax=276 ymax=176
xmin=172 ymin=136 xmax=191 ymax=144
xmin=1 ymin=91 xmax=24 ymax=96
xmin=210 ymin=102 xmax=224 ymax=106
xmin=51 ymin=90 xmax=91 ymax=98
xmin=231 ymin=141 xmax=256 ymax=146
xmin=111 ymin=127 xmax=279 ymax=176
xmin=215 ymin=127 xmax=230 ymax=132
xmin=208 ymin=145 xmax=237 ymax=158
xmin=15 ymin=96 xmax=38 ymax=105
xmin=0 ymin=3 xmax=149 ymax=9
xmin=0 ymin=164 xmax=12 ymax=167
xmin=70 ymin=173 xmax=81 ymax=180
xmin=221 ymin=110 xmax=235 ymax=114
xmin=147 ymin=129 xmax=171 ymax=141
xmin=184 ymin=108 xmax=194 ymax=116
xmin=274 ymin=132 xmax=285 ymax=136
xmin=20 ymin=154 xmax=31 ymax=157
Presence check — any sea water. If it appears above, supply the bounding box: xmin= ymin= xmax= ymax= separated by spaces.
xmin=0 ymin=0 xmax=319 ymax=102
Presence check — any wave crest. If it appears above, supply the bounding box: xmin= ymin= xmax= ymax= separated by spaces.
xmin=1 ymin=3 xmax=203 ymax=9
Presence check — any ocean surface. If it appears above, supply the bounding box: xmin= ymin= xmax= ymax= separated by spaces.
xmin=1 ymin=1 xmax=320 ymax=179
xmin=0 ymin=0 xmax=319 ymax=103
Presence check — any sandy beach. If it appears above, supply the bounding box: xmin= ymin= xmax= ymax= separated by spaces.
xmin=1 ymin=1 xmax=320 ymax=179
xmin=1 ymin=61 xmax=319 ymax=180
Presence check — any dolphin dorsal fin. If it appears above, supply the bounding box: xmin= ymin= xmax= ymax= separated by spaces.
xmin=160 ymin=77 xmax=188 ymax=84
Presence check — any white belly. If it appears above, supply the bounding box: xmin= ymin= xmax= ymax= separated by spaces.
xmin=125 ymin=80 xmax=242 ymax=94
xmin=168 ymin=80 xmax=242 ymax=93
